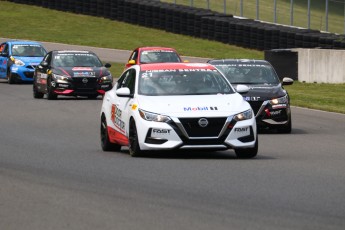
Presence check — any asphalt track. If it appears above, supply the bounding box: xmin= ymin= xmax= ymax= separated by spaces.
xmin=1 ymin=41 xmax=345 ymax=230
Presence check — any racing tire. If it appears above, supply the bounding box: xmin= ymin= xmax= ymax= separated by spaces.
xmin=33 ymin=81 xmax=44 ymax=99
xmin=47 ymin=79 xmax=57 ymax=100
xmin=235 ymin=136 xmax=258 ymax=159
xmin=129 ymin=119 xmax=144 ymax=157
xmin=277 ymin=119 xmax=292 ymax=134
xmin=100 ymin=115 xmax=121 ymax=151
xmin=7 ymin=69 xmax=15 ymax=84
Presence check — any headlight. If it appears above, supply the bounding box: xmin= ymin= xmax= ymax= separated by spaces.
xmin=234 ymin=109 xmax=253 ymax=121
xmin=270 ymin=95 xmax=288 ymax=105
xmin=53 ymin=73 xmax=69 ymax=83
xmin=100 ymin=74 xmax=113 ymax=83
xmin=14 ymin=59 xmax=25 ymax=66
xmin=139 ymin=109 xmax=171 ymax=122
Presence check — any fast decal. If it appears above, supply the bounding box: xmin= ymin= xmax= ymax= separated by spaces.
xmin=152 ymin=129 xmax=171 ymax=134
xmin=269 ymin=110 xmax=282 ymax=116
xmin=234 ymin=127 xmax=249 ymax=132
xmin=111 ymin=104 xmax=126 ymax=133
xmin=2 ymin=60 xmax=7 ymax=65
xmin=183 ymin=106 xmax=218 ymax=111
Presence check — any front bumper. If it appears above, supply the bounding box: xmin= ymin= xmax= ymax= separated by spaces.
xmin=52 ymin=78 xmax=112 ymax=96
xmin=250 ymin=100 xmax=291 ymax=128
xmin=135 ymin=115 xmax=257 ymax=151
xmin=11 ymin=65 xmax=36 ymax=82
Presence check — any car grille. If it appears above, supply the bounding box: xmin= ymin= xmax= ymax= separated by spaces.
xmin=178 ymin=117 xmax=227 ymax=137
xmin=24 ymin=72 xmax=34 ymax=78
xmin=73 ymin=78 xmax=98 ymax=91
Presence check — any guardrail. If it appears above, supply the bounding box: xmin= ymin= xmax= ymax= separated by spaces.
xmin=7 ymin=0 xmax=345 ymax=51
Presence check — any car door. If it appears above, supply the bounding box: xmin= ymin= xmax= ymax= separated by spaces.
xmin=111 ymin=68 xmax=137 ymax=136
xmin=35 ymin=52 xmax=52 ymax=92
xmin=0 ymin=43 xmax=9 ymax=79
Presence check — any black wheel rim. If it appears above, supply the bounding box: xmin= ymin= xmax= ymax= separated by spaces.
xmin=101 ymin=118 xmax=107 ymax=146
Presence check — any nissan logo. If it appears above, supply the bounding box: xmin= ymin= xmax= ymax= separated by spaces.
xmin=198 ymin=118 xmax=208 ymax=128
xmin=82 ymin=78 xmax=88 ymax=83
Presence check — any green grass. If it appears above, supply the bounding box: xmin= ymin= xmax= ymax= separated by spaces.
xmin=162 ymin=0 xmax=345 ymax=34
xmin=284 ymin=82 xmax=345 ymax=114
xmin=0 ymin=1 xmax=344 ymax=114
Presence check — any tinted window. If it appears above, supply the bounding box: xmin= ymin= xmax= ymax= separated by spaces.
xmin=11 ymin=44 xmax=46 ymax=57
xmin=140 ymin=50 xmax=181 ymax=63
xmin=52 ymin=52 xmax=102 ymax=67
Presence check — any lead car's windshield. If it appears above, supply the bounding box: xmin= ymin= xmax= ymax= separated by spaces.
xmin=138 ymin=69 xmax=234 ymax=96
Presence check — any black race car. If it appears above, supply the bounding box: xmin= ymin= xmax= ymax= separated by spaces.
xmin=33 ymin=50 xmax=113 ymax=99
xmin=208 ymin=59 xmax=293 ymax=133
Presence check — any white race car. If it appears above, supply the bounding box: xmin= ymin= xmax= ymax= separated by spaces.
xmin=100 ymin=63 xmax=258 ymax=158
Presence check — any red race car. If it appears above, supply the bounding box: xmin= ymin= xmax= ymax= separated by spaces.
xmin=125 ymin=47 xmax=183 ymax=69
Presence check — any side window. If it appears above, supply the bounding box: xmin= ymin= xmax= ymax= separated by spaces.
xmin=0 ymin=43 xmax=5 ymax=53
xmin=117 ymin=69 xmax=136 ymax=94
xmin=129 ymin=50 xmax=138 ymax=62
xmin=43 ymin=52 xmax=52 ymax=65
xmin=2 ymin=44 xmax=9 ymax=55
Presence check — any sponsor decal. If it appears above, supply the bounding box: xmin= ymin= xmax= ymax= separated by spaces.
xmin=152 ymin=129 xmax=171 ymax=134
xmin=101 ymin=85 xmax=110 ymax=88
xmin=73 ymin=71 xmax=95 ymax=77
xmin=58 ymin=84 xmax=69 ymax=88
xmin=270 ymin=110 xmax=282 ymax=116
xmin=111 ymin=104 xmax=125 ymax=133
xmin=244 ymin=96 xmax=261 ymax=101
xmin=183 ymin=106 xmax=218 ymax=111
xmin=39 ymin=73 xmax=48 ymax=79
xmin=3 ymin=60 xmax=7 ymax=65
xmin=72 ymin=67 xmax=93 ymax=71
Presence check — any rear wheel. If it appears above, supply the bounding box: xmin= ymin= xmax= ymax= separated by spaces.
xmin=129 ymin=120 xmax=144 ymax=157
xmin=33 ymin=81 xmax=44 ymax=99
xmin=47 ymin=79 xmax=57 ymax=100
xmin=100 ymin=115 xmax=121 ymax=151
xmin=235 ymin=136 xmax=258 ymax=159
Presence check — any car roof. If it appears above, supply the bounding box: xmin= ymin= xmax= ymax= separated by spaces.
xmin=52 ymin=50 xmax=95 ymax=54
xmin=208 ymin=59 xmax=270 ymax=65
xmin=139 ymin=62 xmax=216 ymax=71
xmin=6 ymin=40 xmax=43 ymax=45
xmin=137 ymin=46 xmax=178 ymax=51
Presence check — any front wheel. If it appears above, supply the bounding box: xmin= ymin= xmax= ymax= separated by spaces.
xmin=33 ymin=81 xmax=44 ymax=99
xmin=128 ymin=120 xmax=144 ymax=157
xmin=7 ymin=69 xmax=15 ymax=84
xmin=235 ymin=136 xmax=258 ymax=159
xmin=100 ymin=115 xmax=121 ymax=151
xmin=47 ymin=79 xmax=57 ymax=100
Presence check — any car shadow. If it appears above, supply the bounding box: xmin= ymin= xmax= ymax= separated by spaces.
xmin=114 ymin=148 xmax=274 ymax=160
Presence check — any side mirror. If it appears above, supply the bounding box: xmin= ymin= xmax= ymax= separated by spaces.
xmin=236 ymin=84 xmax=249 ymax=94
xmin=40 ymin=61 xmax=49 ymax=67
xmin=104 ymin=63 xmax=111 ymax=68
xmin=0 ymin=52 xmax=8 ymax=57
xmin=282 ymin=77 xmax=294 ymax=85
xmin=116 ymin=87 xmax=131 ymax=97
xmin=128 ymin=60 xmax=136 ymax=65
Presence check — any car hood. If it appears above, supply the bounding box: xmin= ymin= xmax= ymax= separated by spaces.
xmin=136 ymin=93 xmax=251 ymax=117
xmin=13 ymin=56 xmax=44 ymax=65
xmin=232 ymin=83 xmax=287 ymax=100
xmin=53 ymin=67 xmax=109 ymax=78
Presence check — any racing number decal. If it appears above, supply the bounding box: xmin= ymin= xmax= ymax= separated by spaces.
xmin=111 ymin=104 xmax=126 ymax=133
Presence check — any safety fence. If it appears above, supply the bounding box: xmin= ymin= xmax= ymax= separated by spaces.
xmin=7 ymin=0 xmax=345 ymax=51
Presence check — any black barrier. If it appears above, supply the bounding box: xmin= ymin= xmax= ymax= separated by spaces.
xmin=7 ymin=0 xmax=345 ymax=51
